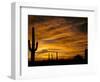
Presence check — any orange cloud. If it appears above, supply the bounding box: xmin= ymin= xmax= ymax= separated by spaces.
xmin=28 ymin=15 xmax=88 ymax=61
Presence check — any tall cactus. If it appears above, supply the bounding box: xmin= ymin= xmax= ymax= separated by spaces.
xmin=28 ymin=27 xmax=38 ymax=62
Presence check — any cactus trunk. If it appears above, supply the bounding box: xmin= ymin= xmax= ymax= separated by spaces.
xmin=28 ymin=27 xmax=38 ymax=62
xmin=56 ymin=52 xmax=58 ymax=60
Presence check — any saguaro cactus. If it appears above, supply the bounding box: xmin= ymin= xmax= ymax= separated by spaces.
xmin=28 ymin=27 xmax=38 ymax=62
xmin=85 ymin=49 xmax=88 ymax=63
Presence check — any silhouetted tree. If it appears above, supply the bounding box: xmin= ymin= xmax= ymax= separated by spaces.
xmin=74 ymin=55 xmax=83 ymax=64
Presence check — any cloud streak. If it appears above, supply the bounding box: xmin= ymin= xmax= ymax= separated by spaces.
xmin=28 ymin=15 xmax=88 ymax=60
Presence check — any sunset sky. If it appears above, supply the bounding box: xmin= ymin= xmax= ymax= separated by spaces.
xmin=28 ymin=15 xmax=88 ymax=61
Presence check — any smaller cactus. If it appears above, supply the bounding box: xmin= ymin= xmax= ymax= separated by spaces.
xmin=84 ymin=49 xmax=88 ymax=63
xmin=56 ymin=52 xmax=58 ymax=60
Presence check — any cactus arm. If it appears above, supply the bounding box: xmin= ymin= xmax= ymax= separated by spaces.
xmin=34 ymin=42 xmax=38 ymax=51
xmin=28 ymin=40 xmax=32 ymax=51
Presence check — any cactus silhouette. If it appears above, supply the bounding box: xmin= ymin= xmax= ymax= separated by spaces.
xmin=56 ymin=52 xmax=58 ymax=61
xmin=85 ymin=49 xmax=88 ymax=63
xmin=28 ymin=27 xmax=38 ymax=61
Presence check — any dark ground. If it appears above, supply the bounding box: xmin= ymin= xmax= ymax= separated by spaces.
xmin=28 ymin=55 xmax=88 ymax=67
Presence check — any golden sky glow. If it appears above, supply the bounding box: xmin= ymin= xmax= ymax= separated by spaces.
xmin=28 ymin=15 xmax=88 ymax=61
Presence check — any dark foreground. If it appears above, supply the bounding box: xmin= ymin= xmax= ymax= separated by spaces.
xmin=28 ymin=55 xmax=88 ymax=67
